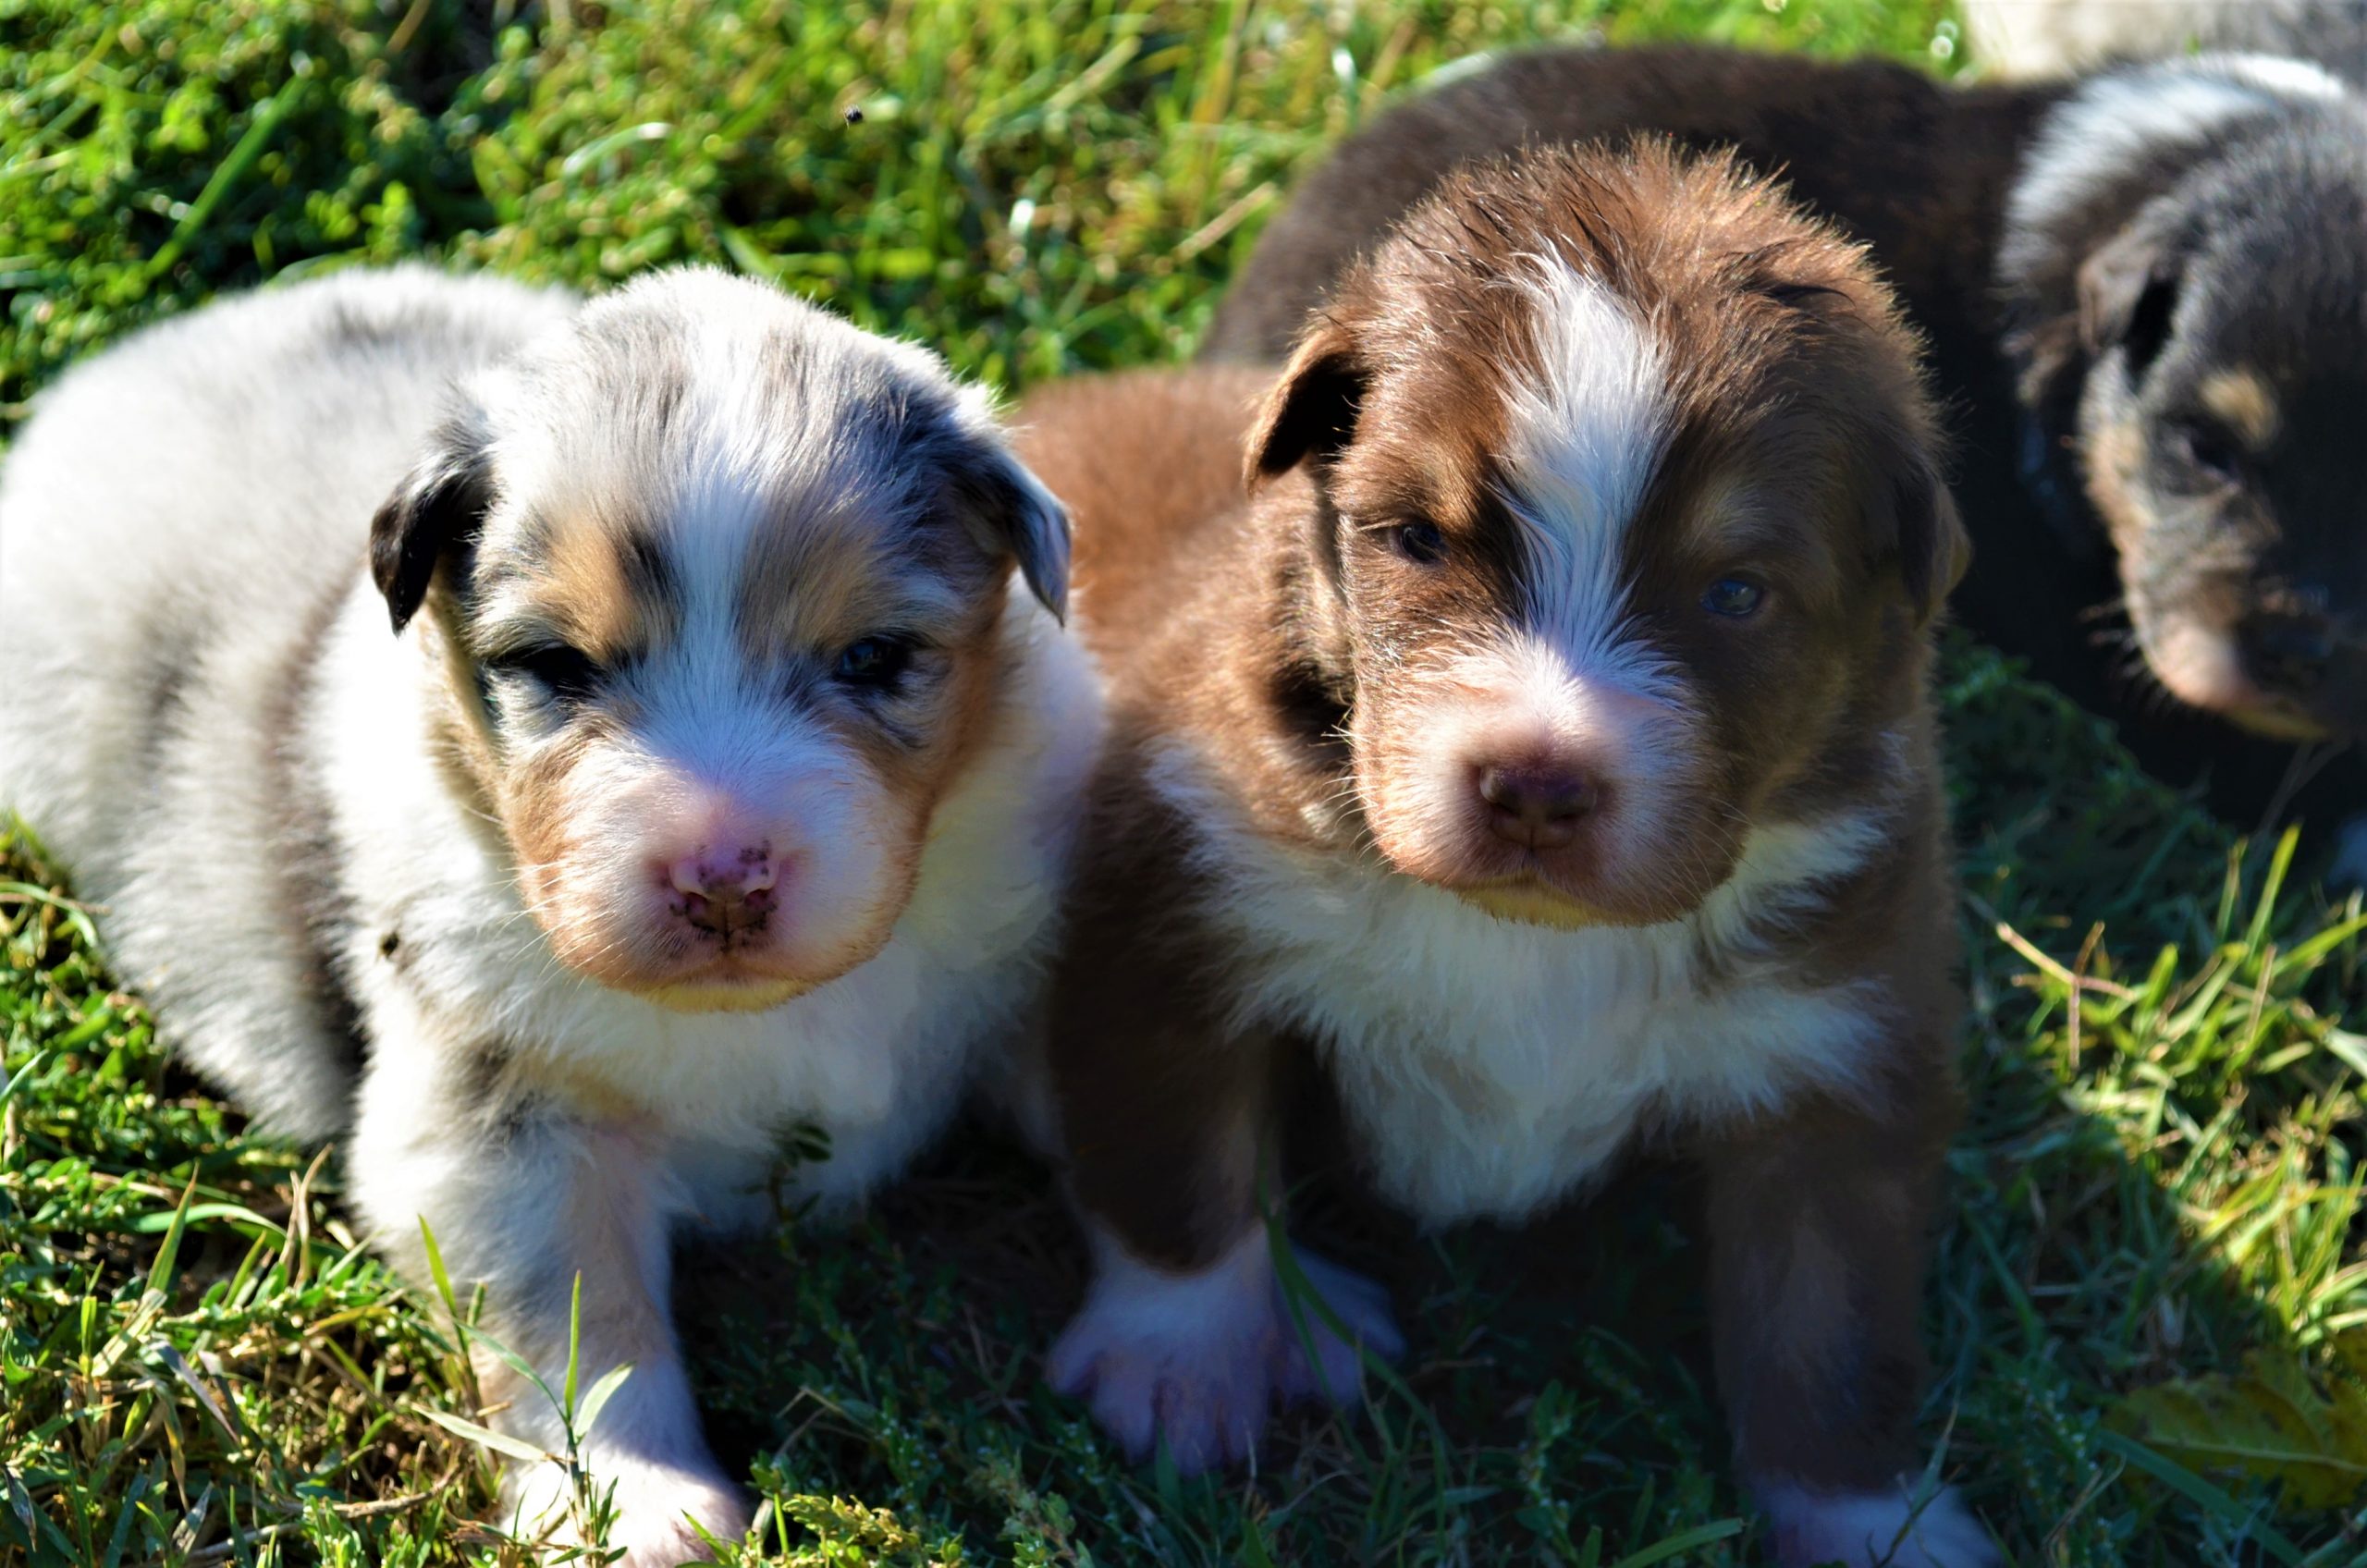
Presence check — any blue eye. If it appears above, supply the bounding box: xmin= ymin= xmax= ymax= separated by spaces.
xmin=832 ymin=636 xmax=915 ymax=689
xmin=1701 ymin=578 xmax=1764 ymax=619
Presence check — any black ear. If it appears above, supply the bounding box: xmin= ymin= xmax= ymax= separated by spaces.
xmin=2078 ymin=221 xmax=2182 ymax=378
xmin=370 ymin=413 xmax=495 ymax=635
xmin=1245 ymin=317 xmax=1368 ymax=488
xmin=1882 ymin=457 xmax=1972 ymax=625
xmin=956 ymin=445 xmax=1073 ymax=622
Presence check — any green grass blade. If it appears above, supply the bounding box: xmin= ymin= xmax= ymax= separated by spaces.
xmin=2099 ymin=1430 xmax=2306 ymax=1567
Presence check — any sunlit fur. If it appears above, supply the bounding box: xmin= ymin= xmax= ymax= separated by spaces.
xmin=1327 ymin=257 xmax=1811 ymax=927
xmin=1153 ymin=733 xmax=1893 ymax=1221
xmin=1023 ymin=147 xmax=1977 ymax=1556
xmin=428 ymin=270 xmax=1069 ymax=1009
xmin=1353 ymin=624 xmax=1718 ymax=917
xmin=0 ymin=265 xmax=1100 ymax=1565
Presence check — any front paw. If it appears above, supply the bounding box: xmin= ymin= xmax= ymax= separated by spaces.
xmin=1049 ymin=1302 xmax=1276 ymax=1473
xmin=1269 ymin=1245 xmax=1405 ymax=1408
xmin=1757 ymin=1479 xmax=1997 ymax=1568
xmin=509 ymin=1456 xmax=752 ymax=1566
xmin=1049 ymin=1227 xmax=1401 ymax=1474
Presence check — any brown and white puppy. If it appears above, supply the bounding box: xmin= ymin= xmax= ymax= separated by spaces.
xmin=1204 ymin=44 xmax=2367 ymax=870
xmin=0 ymin=265 xmax=1098 ymax=1563
xmin=1022 ymin=145 xmax=1988 ymax=1568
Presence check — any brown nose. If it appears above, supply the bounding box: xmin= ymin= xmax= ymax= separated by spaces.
xmin=1478 ymin=764 xmax=1598 ymax=851
xmin=669 ymin=849 xmax=777 ymax=939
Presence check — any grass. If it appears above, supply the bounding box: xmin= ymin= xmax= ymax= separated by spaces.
xmin=5 ymin=0 xmax=2367 ymax=1562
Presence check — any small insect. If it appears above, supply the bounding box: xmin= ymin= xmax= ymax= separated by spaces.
xmin=843 ymin=106 xmax=864 ymax=125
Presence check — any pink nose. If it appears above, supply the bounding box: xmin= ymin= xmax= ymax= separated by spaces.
xmin=668 ymin=846 xmax=778 ymax=939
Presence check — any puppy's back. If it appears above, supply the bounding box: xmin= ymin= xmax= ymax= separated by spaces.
xmin=1201 ymin=44 xmax=2032 ymax=363
xmin=1015 ymin=366 xmax=1271 ymax=670
xmin=0 ymin=267 xmax=570 ymax=883
xmin=0 ymin=268 xmax=573 ymax=1135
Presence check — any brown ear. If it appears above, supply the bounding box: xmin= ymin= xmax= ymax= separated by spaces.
xmin=1244 ymin=318 xmax=1367 ymax=490
xmin=370 ymin=410 xmax=495 ymax=635
xmin=2078 ymin=220 xmax=2181 ymax=374
xmin=1884 ymin=459 xmax=1971 ymax=624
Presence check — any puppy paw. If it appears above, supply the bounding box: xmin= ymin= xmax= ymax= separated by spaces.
xmin=1758 ymin=1479 xmax=1997 ymax=1568
xmin=509 ymin=1457 xmax=751 ymax=1566
xmin=1049 ymin=1243 xmax=1278 ymax=1473
xmin=1049 ymin=1227 xmax=1401 ymax=1473
xmin=1269 ymin=1245 xmax=1404 ymax=1408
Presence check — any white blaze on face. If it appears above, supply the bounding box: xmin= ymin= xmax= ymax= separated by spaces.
xmin=1485 ymin=258 xmax=1689 ymax=784
xmin=1360 ymin=259 xmax=1704 ymax=905
xmin=558 ymin=681 xmax=890 ymax=982
xmin=483 ymin=352 xmax=930 ymax=993
xmin=574 ymin=458 xmax=908 ymax=986
xmin=1496 ymin=257 xmax=1674 ymax=691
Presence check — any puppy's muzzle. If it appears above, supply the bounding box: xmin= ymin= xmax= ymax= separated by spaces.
xmin=668 ymin=844 xmax=778 ymax=943
xmin=1477 ymin=760 xmax=1601 ymax=851
xmin=2238 ymin=603 xmax=2367 ymax=737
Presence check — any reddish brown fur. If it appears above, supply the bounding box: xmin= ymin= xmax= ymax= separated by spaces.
xmin=1025 ymin=145 xmax=1969 ymax=1504
xmin=1205 ymin=39 xmax=2367 ymax=836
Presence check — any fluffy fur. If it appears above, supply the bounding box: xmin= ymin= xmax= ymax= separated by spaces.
xmin=0 ymin=265 xmax=1100 ymax=1562
xmin=1960 ymin=0 xmax=2367 ymax=83
xmin=1994 ymin=53 xmax=2367 ymax=758
xmin=1201 ymin=43 xmax=2367 ymax=856
xmin=1021 ymin=146 xmax=1983 ymax=1567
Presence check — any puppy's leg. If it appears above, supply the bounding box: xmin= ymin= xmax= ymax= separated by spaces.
xmin=1704 ymin=1089 xmax=1996 ymax=1568
xmin=1051 ymin=1207 xmax=1403 ymax=1475
xmin=1045 ymin=846 xmax=1398 ymax=1472
xmin=352 ymin=1049 xmax=745 ymax=1566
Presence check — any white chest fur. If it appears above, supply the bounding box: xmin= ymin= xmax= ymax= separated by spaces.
xmin=1155 ymin=745 xmax=1891 ymax=1225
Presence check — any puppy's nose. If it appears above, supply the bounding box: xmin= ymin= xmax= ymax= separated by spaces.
xmin=669 ymin=847 xmax=777 ymax=937
xmin=2242 ymin=612 xmax=2336 ymax=695
xmin=1478 ymin=764 xmax=1598 ymax=851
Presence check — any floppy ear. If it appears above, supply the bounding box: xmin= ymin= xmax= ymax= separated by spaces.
xmin=1245 ymin=317 xmax=1368 ymax=489
xmin=370 ymin=412 xmax=496 ymax=635
xmin=2078 ymin=220 xmax=2182 ymax=377
xmin=956 ymin=445 xmax=1073 ymax=622
xmin=1882 ymin=458 xmax=1972 ymax=624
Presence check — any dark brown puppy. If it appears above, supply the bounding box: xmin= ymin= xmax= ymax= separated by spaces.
xmin=1023 ymin=144 xmax=1990 ymax=1568
xmin=1206 ymin=44 xmax=2367 ymax=867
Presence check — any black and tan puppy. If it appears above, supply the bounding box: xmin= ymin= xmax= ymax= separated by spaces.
xmin=1206 ymin=44 xmax=2367 ymax=869
xmin=1021 ymin=144 xmax=1989 ymax=1567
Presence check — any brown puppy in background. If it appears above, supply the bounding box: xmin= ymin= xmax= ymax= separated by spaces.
xmin=1018 ymin=143 xmax=1989 ymax=1568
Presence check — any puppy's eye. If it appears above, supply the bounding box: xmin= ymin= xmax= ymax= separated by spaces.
xmin=488 ymin=643 xmax=602 ymax=702
xmin=832 ymin=635 xmax=916 ymax=690
xmin=2176 ymin=421 xmax=2245 ymax=485
xmin=1391 ymin=521 xmax=1447 ymax=565
xmin=1700 ymin=577 xmax=1765 ymax=619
